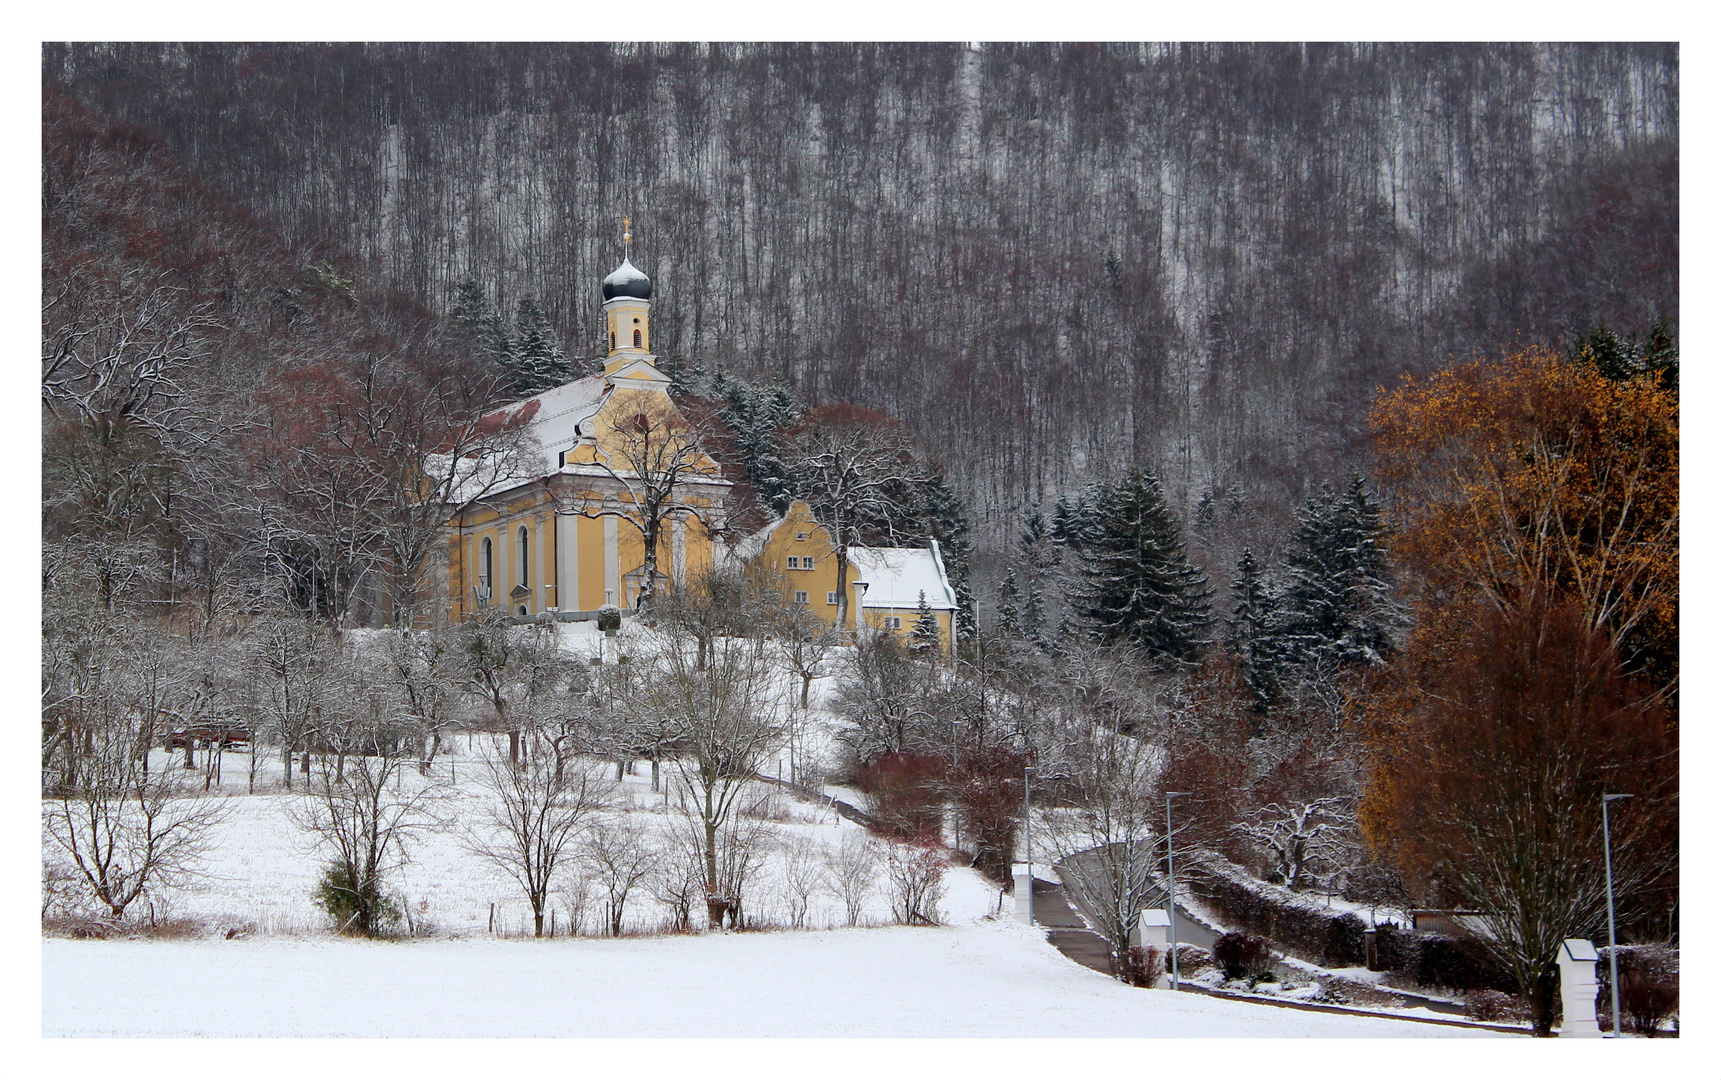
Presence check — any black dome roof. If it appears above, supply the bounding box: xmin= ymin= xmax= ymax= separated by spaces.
xmin=602 ymin=258 xmax=653 ymax=301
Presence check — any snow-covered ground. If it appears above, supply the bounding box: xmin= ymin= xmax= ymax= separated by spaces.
xmin=42 ymin=917 xmax=1498 ymax=1037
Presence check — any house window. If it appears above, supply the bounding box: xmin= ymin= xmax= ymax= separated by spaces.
xmin=882 ymin=616 xmax=902 ymax=630
xmin=794 ymin=590 xmax=809 ymax=605
xmin=826 ymin=591 xmax=838 ymax=606
xmin=633 ymin=329 xmax=642 ymax=348
xmin=517 ymin=526 xmax=530 ymax=588
xmin=787 ymin=556 xmax=811 ymax=570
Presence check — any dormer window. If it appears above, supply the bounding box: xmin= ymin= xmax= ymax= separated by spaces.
xmin=795 ymin=531 xmax=809 ymax=541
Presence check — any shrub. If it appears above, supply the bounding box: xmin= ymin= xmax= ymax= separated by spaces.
xmin=1212 ymin=931 xmax=1275 ymax=981
xmin=856 ymin=752 xmax=946 ymax=841
xmin=1187 ymin=856 xmax=1368 ymax=966
xmin=1464 ymin=989 xmax=1521 ymax=1023
xmin=1415 ymin=933 xmax=1514 ymax=993
xmin=884 ymin=840 xmax=947 ymax=925
xmin=1121 ymin=945 xmax=1165 ymax=987
xmin=947 ymin=746 xmax=1026 ymax=885
xmin=314 ymin=860 xmax=402 ymax=936
xmin=1600 ymin=945 xmax=1678 ymax=1036
xmin=596 ymin=605 xmax=622 ymax=632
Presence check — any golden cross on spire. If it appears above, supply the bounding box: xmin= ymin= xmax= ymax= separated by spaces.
xmin=622 ymin=216 xmax=632 ymax=244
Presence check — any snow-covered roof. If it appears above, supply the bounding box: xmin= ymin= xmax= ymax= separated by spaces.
xmin=849 ymin=544 xmax=957 ymax=611
xmin=518 ymin=375 xmax=609 ymax=474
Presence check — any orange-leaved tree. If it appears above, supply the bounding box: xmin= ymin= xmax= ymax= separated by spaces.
xmin=1370 ymin=346 xmax=1677 ymax=693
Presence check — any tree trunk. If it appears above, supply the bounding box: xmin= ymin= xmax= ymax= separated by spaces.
xmin=509 ymin=729 xmax=520 ymax=765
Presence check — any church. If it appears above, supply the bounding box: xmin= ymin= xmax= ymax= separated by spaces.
xmin=441 ymin=225 xmax=957 ymax=656
xmin=443 ymin=224 xmax=732 ymax=622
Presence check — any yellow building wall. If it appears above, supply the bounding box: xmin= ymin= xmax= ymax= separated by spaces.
xmin=577 ymin=513 xmax=605 ymax=612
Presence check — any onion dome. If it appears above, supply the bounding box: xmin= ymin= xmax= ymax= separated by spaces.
xmin=602 ymin=257 xmax=653 ymax=301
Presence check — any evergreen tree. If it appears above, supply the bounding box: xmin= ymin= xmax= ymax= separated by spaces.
xmin=1228 ymin=548 xmax=1282 ymax=709
xmin=1571 ymin=318 xmax=1678 ymax=392
xmin=717 ymin=376 xmax=801 ymax=512
xmin=911 ymin=591 xmax=942 ymax=656
xmin=995 ymin=569 xmax=1021 ymax=638
xmin=1070 ymin=469 xmax=1212 ymax=663
xmin=1021 ymin=575 xmax=1046 ymax=645
xmin=1276 ymin=477 xmax=1397 ymax=672
xmin=509 ymin=296 xmax=571 ymax=395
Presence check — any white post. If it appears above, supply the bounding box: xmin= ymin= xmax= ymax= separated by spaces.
xmin=1013 ymin=865 xmax=1033 ymax=924
xmin=1558 ymin=938 xmax=1603 ymax=1038
xmin=1131 ymin=909 xmax=1173 ymax=988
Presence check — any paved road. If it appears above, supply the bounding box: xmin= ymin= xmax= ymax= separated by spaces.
xmin=1051 ymin=849 xmax=1221 ymax=953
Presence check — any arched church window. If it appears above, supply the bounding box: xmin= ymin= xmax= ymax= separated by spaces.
xmin=633 ymin=329 xmax=642 ymax=348
xmin=610 ymin=331 xmax=616 ymax=350
xmin=517 ymin=526 xmax=530 ymax=588
xmin=479 ymin=537 xmax=493 ymax=597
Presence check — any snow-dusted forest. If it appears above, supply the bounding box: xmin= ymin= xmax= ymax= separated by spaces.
xmin=42 ymin=43 xmax=1677 ymax=550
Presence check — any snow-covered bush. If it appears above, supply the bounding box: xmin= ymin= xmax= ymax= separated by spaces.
xmin=1212 ymin=931 xmax=1275 ymax=982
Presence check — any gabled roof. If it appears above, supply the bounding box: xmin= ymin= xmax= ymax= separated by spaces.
xmin=849 ymin=544 xmax=958 ymax=611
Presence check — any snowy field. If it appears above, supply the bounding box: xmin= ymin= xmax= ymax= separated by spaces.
xmin=42 ymin=918 xmax=1496 ymax=1038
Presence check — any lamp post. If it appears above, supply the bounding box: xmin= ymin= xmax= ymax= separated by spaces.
xmin=1024 ymin=765 xmax=1036 ymax=924
xmin=1603 ymin=793 xmax=1633 ymax=1037
xmin=1165 ymin=791 xmax=1190 ymax=990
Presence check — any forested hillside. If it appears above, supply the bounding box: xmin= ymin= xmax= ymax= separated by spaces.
xmin=43 ymin=42 xmax=1678 ymax=558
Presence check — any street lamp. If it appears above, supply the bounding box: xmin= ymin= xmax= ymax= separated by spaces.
xmin=1603 ymin=793 xmax=1633 ymax=1038
xmin=1165 ymin=791 xmax=1190 ymax=990
xmin=1024 ymin=765 xmax=1036 ymax=924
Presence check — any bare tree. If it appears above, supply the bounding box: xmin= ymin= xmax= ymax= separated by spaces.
xmin=883 ymin=839 xmax=948 ymax=926
xmin=557 ymin=392 xmax=727 ymax=612
xmin=293 ymin=672 xmax=442 ymax=936
xmin=786 ymin=405 xmax=936 ymax=632
xmin=579 ymin=813 xmax=661 ymax=937
xmin=1230 ymin=796 xmax=1354 ymax=893
xmin=823 ymin=831 xmax=880 ymax=927
xmin=42 ymin=703 xmax=227 ymax=923
xmin=618 ymin=633 xmax=785 ymax=927
xmin=777 ymin=833 xmax=825 ymax=929
xmin=768 ymin=593 xmax=841 ymax=711
xmin=467 ymin=732 xmax=615 ymax=937
xmin=648 ymin=823 xmax=708 ymax=933
xmin=1043 ymin=723 xmax=1163 ymax=980
xmin=1378 ymin=594 xmax=1676 ymax=1035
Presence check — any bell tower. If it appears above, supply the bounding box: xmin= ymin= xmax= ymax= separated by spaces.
xmin=602 ymin=217 xmax=654 ymax=377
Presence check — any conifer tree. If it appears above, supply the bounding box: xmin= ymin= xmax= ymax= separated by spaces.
xmin=1070 ymin=469 xmax=1212 ymax=663
xmin=911 ymin=591 xmax=942 ymax=656
xmin=1228 ymin=548 xmax=1282 ymax=708
xmin=1276 ymin=477 xmax=1397 ymax=671
xmin=510 ymin=296 xmax=571 ymax=395
xmin=995 ymin=569 xmax=1021 ymax=638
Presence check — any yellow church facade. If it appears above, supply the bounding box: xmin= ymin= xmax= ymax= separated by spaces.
xmin=444 ymin=234 xmax=731 ymax=622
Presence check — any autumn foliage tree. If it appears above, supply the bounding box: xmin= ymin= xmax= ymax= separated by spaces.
xmin=1365 ymin=345 xmax=1678 ymax=1035
xmin=1370 ymin=346 xmax=1678 ymax=693
xmin=1364 ymin=593 xmax=1675 ymax=1036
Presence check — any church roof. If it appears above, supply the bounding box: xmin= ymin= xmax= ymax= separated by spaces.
xmin=602 ymin=257 xmax=653 ymax=301
xmin=518 ymin=375 xmax=609 ymax=473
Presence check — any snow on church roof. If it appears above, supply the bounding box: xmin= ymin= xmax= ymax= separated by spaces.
xmin=849 ymin=544 xmax=958 ymax=611
xmin=520 ymin=375 xmax=609 ymax=473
